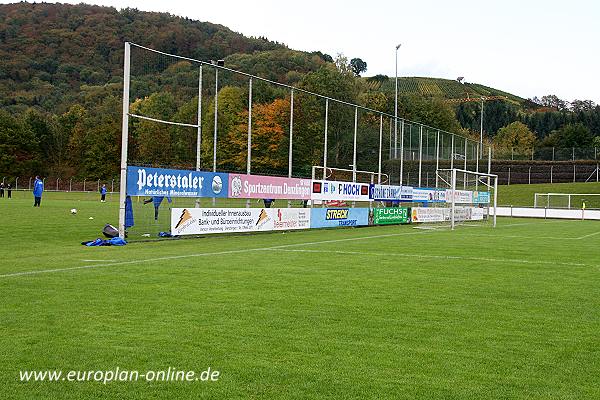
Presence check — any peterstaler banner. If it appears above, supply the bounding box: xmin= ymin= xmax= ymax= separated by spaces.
xmin=369 ymin=184 xmax=413 ymax=201
xmin=228 ymin=174 xmax=311 ymax=200
xmin=127 ymin=166 xmax=229 ymax=198
xmin=171 ymin=208 xmax=311 ymax=236
xmin=311 ymin=180 xmax=370 ymax=202
xmin=310 ymin=208 xmax=369 ymax=228
xmin=373 ymin=208 xmax=410 ymax=225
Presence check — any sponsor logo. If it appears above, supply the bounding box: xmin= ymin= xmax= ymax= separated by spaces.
xmin=326 ymin=209 xmax=349 ymax=220
xmin=312 ymin=181 xmax=322 ymax=194
xmin=256 ymin=209 xmax=270 ymax=228
xmin=230 ymin=176 xmax=243 ymax=197
xmin=212 ymin=176 xmax=223 ymax=194
xmin=174 ymin=209 xmax=197 ymax=232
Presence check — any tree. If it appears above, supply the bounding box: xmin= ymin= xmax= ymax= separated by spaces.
xmin=540 ymin=95 xmax=569 ymax=111
xmin=493 ymin=121 xmax=535 ymax=156
xmin=349 ymin=58 xmax=367 ymax=76
xmin=542 ymin=123 xmax=593 ymax=148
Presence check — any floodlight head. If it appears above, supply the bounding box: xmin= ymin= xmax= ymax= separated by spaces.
xmin=396 ymin=44 xmax=401 ymax=50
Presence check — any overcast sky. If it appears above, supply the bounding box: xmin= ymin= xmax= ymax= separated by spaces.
xmin=6 ymin=0 xmax=600 ymax=103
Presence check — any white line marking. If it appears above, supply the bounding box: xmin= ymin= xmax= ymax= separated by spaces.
xmin=576 ymin=231 xmax=600 ymax=240
xmin=81 ymin=259 xmax=117 ymax=262
xmin=273 ymin=249 xmax=593 ymax=269
xmin=0 ymin=231 xmax=426 ymax=279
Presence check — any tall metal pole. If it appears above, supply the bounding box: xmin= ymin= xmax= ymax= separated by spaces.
xmin=451 ymin=168 xmax=456 ymax=230
xmin=418 ymin=125 xmax=423 ymax=187
xmin=394 ymin=44 xmax=401 ymax=159
xmin=389 ymin=118 xmax=392 ymax=160
xmin=323 ymin=98 xmax=329 ymax=180
xmin=118 ymin=42 xmax=131 ymax=239
xmin=450 ymin=134 xmax=455 ymax=170
xmin=378 ymin=114 xmax=383 ymax=184
xmin=195 ymin=65 xmax=203 ymax=208
xmin=287 ymin=90 xmax=294 ymax=208
xmin=213 ymin=68 xmax=219 ymax=173
xmin=353 ymin=107 xmax=358 ymax=183
xmin=399 ymin=119 xmax=404 ymax=185
xmin=212 ymin=67 xmax=219 ymax=206
xmin=246 ymin=78 xmax=253 ymax=208
xmin=435 ymin=130 xmax=440 ymax=188
xmin=463 ymin=138 xmax=468 ymax=189
xmin=480 ymin=97 xmax=484 ymax=158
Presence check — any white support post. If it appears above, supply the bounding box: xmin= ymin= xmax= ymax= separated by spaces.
xmin=246 ymin=77 xmax=252 ymax=209
xmin=212 ymin=67 xmax=219 ymax=206
xmin=451 ymin=168 xmax=456 ymax=230
xmin=450 ymin=134 xmax=455 ymax=170
xmin=399 ymin=119 xmax=404 ymax=185
xmin=418 ymin=125 xmax=423 ymax=187
xmin=195 ymin=65 xmax=203 ymax=208
xmin=435 ymin=130 xmax=440 ymax=188
xmin=378 ymin=114 xmax=383 ymax=184
xmin=463 ymin=139 xmax=468 ymax=189
xmin=118 ymin=42 xmax=131 ymax=239
xmin=493 ymin=175 xmax=498 ymax=228
xmin=353 ymin=107 xmax=358 ymax=183
xmin=288 ymin=89 xmax=294 ymax=208
xmin=323 ymin=98 xmax=328 ymax=180
xmin=475 ymin=143 xmax=480 ymax=190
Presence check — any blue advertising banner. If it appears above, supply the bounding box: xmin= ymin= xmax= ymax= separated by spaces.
xmin=472 ymin=191 xmax=490 ymax=204
xmin=369 ymin=184 xmax=413 ymax=201
xmin=126 ymin=166 xmax=229 ymax=198
xmin=310 ymin=208 xmax=370 ymax=228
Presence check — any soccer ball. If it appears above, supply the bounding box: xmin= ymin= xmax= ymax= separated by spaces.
xmin=70 ymin=208 xmax=77 ymax=215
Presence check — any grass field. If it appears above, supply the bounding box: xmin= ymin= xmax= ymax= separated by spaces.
xmin=1 ymin=191 xmax=599 ymax=399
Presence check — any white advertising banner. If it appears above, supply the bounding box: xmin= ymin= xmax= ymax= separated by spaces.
xmin=445 ymin=189 xmax=473 ymax=204
xmin=171 ymin=208 xmax=310 ymax=236
xmin=412 ymin=188 xmax=446 ymax=203
xmin=411 ymin=207 xmax=449 ymax=223
xmin=311 ymin=180 xmax=370 ymax=202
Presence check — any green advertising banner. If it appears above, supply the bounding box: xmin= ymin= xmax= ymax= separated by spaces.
xmin=373 ymin=207 xmax=410 ymax=225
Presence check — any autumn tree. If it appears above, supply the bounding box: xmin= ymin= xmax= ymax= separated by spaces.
xmin=493 ymin=121 xmax=536 ymax=156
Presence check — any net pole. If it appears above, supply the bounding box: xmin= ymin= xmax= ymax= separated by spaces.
xmin=493 ymin=175 xmax=498 ymax=227
xmin=463 ymin=139 xmax=468 ymax=189
xmin=400 ymin=119 xmax=405 ymax=185
xmin=323 ymin=98 xmax=328 ymax=180
xmin=451 ymin=168 xmax=456 ymax=230
xmin=288 ymin=89 xmax=294 ymax=208
xmin=475 ymin=143 xmax=480 ymax=191
xmin=435 ymin=130 xmax=440 ymax=188
xmin=450 ymin=134 xmax=455 ymax=170
xmin=352 ymin=107 xmax=358 ymax=208
xmin=246 ymin=77 xmax=253 ymax=209
xmin=212 ymin=67 xmax=219 ymax=206
xmin=378 ymin=114 xmax=383 ymax=184
xmin=418 ymin=125 xmax=423 ymax=187
xmin=118 ymin=42 xmax=131 ymax=239
xmin=195 ymin=65 xmax=203 ymax=208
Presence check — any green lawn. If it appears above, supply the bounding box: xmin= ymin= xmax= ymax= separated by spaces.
xmin=497 ymin=181 xmax=600 ymax=207
xmin=0 ymin=192 xmax=599 ymax=399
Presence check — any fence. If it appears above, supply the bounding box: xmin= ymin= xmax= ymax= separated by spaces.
xmin=494 ymin=147 xmax=599 ymax=161
xmin=0 ymin=177 xmax=119 ymax=193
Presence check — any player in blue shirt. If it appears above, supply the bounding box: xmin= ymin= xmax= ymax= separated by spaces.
xmin=100 ymin=184 xmax=107 ymax=202
xmin=33 ymin=176 xmax=44 ymax=207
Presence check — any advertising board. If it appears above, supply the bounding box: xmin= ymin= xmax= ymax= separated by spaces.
xmin=171 ymin=208 xmax=310 ymax=236
xmin=127 ymin=166 xmax=228 ymax=198
xmin=311 ymin=180 xmax=370 ymax=202
xmin=228 ymin=174 xmax=311 ymax=200
xmin=373 ymin=208 xmax=410 ymax=225
xmin=310 ymin=208 xmax=369 ymax=228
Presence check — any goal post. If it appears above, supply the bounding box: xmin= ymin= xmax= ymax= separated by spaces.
xmin=436 ymin=168 xmax=498 ymax=230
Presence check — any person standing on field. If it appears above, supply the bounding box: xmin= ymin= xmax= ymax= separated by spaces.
xmin=33 ymin=176 xmax=44 ymax=207
xmin=7 ymin=182 xmax=12 ymax=199
xmin=100 ymin=184 xmax=107 ymax=202
xmin=0 ymin=182 xmax=4 ymax=198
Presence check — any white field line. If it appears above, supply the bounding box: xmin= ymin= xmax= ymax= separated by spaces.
xmin=273 ymin=249 xmax=594 ymax=269
xmin=576 ymin=230 xmax=600 ymax=240
xmin=0 ymin=231 xmax=427 ymax=279
xmin=81 ymin=259 xmax=117 ymax=262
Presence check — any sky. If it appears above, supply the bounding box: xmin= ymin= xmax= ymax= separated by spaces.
xmin=5 ymin=0 xmax=600 ymax=103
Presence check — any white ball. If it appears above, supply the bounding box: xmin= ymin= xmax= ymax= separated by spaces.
xmin=70 ymin=208 xmax=77 ymax=214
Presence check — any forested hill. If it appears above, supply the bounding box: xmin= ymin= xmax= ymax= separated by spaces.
xmin=0 ymin=2 xmax=327 ymax=113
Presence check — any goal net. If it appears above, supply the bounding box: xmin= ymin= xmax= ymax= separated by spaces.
xmin=410 ymin=168 xmax=497 ymax=230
